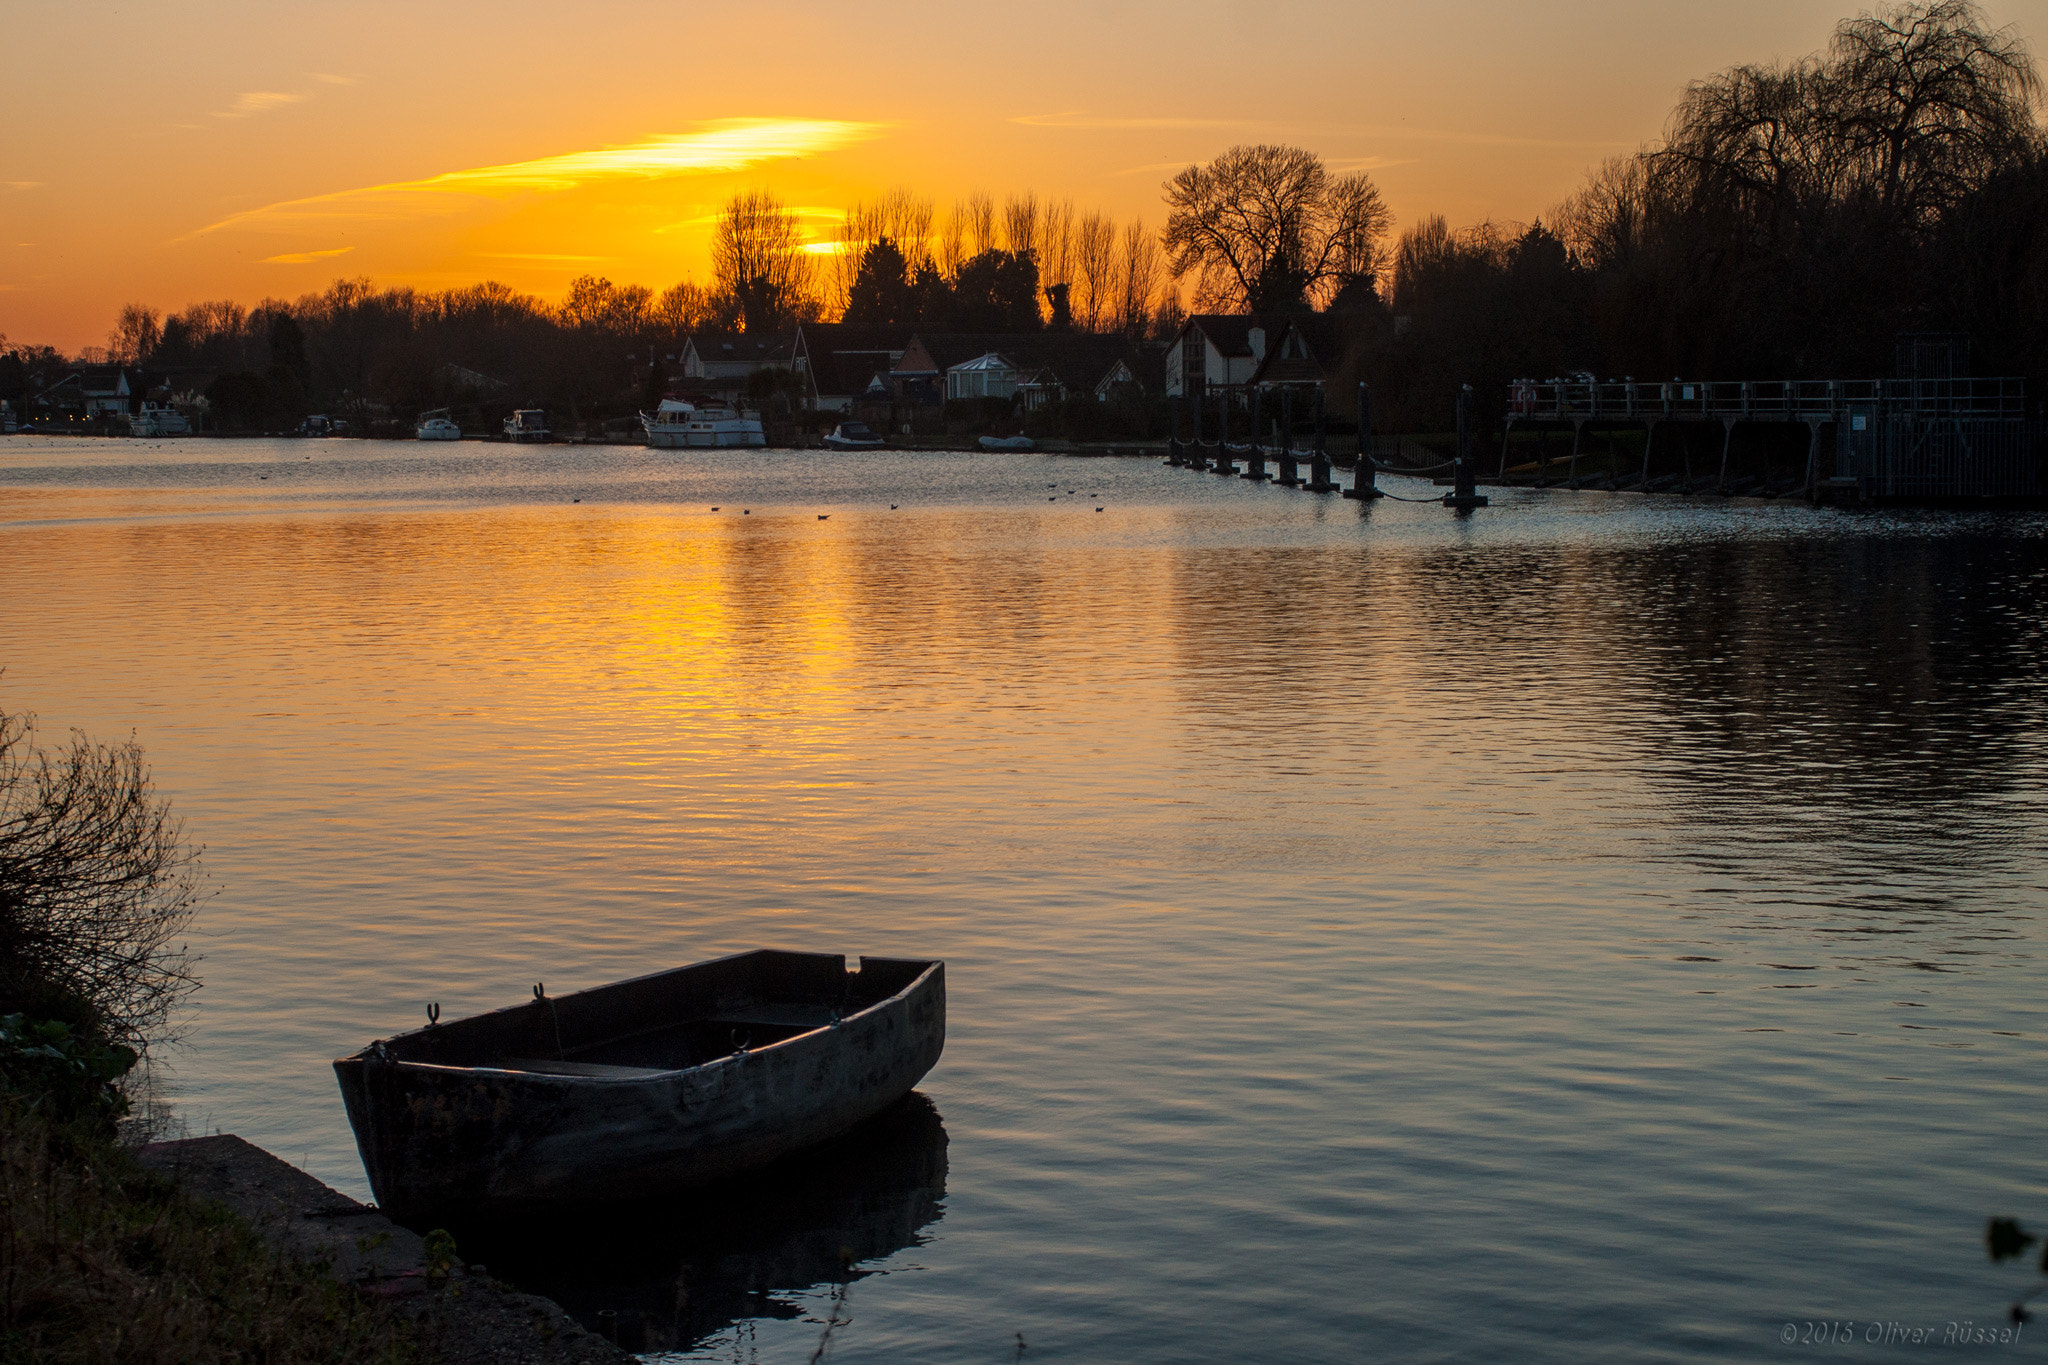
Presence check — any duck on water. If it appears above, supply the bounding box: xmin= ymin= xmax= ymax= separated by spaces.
xmin=333 ymin=950 xmax=945 ymax=1224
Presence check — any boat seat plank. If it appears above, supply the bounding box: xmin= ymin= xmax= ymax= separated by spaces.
xmin=715 ymin=1005 xmax=838 ymax=1029
xmin=492 ymin=1057 xmax=674 ymax=1079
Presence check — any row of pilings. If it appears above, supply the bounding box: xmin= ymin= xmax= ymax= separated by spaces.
xmin=1164 ymin=384 xmax=1487 ymax=509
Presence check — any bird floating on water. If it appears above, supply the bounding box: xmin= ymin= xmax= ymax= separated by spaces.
xmin=818 ymin=514 xmax=830 ymax=520
xmin=890 ymin=504 xmax=898 ymax=509
xmin=711 ymin=506 xmax=720 ymax=511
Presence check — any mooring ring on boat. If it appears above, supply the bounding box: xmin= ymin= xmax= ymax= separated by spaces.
xmin=730 ymin=1027 xmax=750 ymax=1053
xmin=426 ymin=1002 xmax=440 ymax=1026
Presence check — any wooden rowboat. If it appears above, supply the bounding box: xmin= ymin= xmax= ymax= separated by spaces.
xmin=333 ymin=950 xmax=945 ymax=1223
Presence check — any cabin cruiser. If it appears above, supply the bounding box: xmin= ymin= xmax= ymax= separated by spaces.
xmin=299 ymin=413 xmax=348 ymax=437
xmin=640 ymin=398 xmax=766 ymax=448
xmin=416 ymin=409 xmax=462 ymax=441
xmin=129 ymin=403 xmax=192 ymax=437
xmin=504 ymin=409 xmax=550 ymax=443
xmin=822 ymin=420 xmax=886 ymax=450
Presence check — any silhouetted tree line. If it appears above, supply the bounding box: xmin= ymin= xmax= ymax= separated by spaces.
xmin=1365 ymin=0 xmax=2048 ymax=430
xmin=5 ymin=1 xmax=2038 ymax=437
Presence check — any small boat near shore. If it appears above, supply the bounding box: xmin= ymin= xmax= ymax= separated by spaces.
xmin=822 ymin=420 xmax=886 ymax=450
xmin=333 ymin=950 xmax=945 ymax=1223
xmin=416 ymin=409 xmax=462 ymax=441
xmin=505 ymin=409 xmax=550 ymax=443
xmin=640 ymin=398 xmax=766 ymax=448
xmin=978 ymin=434 xmax=1033 ymax=451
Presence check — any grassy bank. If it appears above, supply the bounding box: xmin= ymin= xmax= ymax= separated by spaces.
xmin=0 ymin=1099 xmax=416 ymax=1364
xmin=0 ymin=710 xmax=417 ymax=1363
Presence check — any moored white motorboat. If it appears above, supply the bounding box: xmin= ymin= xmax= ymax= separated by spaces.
xmin=822 ymin=420 xmax=886 ymax=450
xmin=977 ymin=434 xmax=1033 ymax=451
xmin=129 ymin=402 xmax=191 ymax=437
xmin=640 ymin=398 xmax=766 ymax=448
xmin=416 ymin=409 xmax=462 ymax=441
xmin=505 ymin=409 xmax=550 ymax=443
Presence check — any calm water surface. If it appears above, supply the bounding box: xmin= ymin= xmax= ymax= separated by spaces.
xmin=2 ymin=436 xmax=2044 ymax=1362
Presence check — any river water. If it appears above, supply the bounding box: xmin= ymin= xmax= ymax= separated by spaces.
xmin=1 ymin=436 xmax=2043 ymax=1362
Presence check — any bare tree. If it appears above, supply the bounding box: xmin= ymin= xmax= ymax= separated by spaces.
xmin=1074 ymin=213 xmax=1118 ymax=331
xmin=1830 ymin=0 xmax=2039 ymax=226
xmin=1162 ymin=144 xmax=1393 ymax=312
xmin=1039 ymin=198 xmax=1077 ymax=303
xmin=964 ymin=193 xmax=998 ymax=259
xmin=107 ymin=306 xmax=161 ymax=366
xmin=1115 ymin=217 xmax=1163 ymax=340
xmin=1002 ymin=193 xmax=1040 ymax=260
xmin=0 ymin=712 xmax=202 ymax=1052
xmin=712 ymin=190 xmax=815 ymax=332
xmin=652 ymin=280 xmax=720 ymax=338
xmin=831 ymin=190 xmax=936 ymax=315
xmin=936 ymin=205 xmax=968 ymax=280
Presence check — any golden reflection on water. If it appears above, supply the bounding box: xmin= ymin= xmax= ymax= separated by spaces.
xmin=2 ymin=441 xmax=2047 ymax=1361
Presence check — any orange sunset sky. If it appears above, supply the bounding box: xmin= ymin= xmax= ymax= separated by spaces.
xmin=7 ymin=0 xmax=2048 ymax=352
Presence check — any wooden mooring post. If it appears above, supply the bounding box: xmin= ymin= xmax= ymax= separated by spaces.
xmin=1443 ymin=384 xmax=1489 ymax=510
xmin=1274 ymin=390 xmax=1299 ymax=485
xmin=1212 ymin=387 xmax=1236 ymax=474
xmin=1166 ymin=395 xmax=1183 ymax=465
xmin=1241 ymin=387 xmax=1269 ymax=480
xmin=1307 ymin=388 xmax=1337 ymax=491
xmin=1344 ymin=382 xmax=1382 ymax=500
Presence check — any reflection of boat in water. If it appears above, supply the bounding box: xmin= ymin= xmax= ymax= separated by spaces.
xmin=466 ymin=1091 xmax=948 ymax=1355
xmin=333 ymin=951 xmax=945 ymax=1223
xmin=415 ymin=409 xmax=461 ymax=441
xmin=640 ymin=398 xmax=767 ymax=448
xmin=821 ymin=420 xmax=885 ymax=450
xmin=504 ymin=409 xmax=550 ymax=442
xmin=129 ymin=402 xmax=191 ymax=437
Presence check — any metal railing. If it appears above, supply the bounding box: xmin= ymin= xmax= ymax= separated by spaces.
xmin=1505 ymin=377 xmax=2025 ymax=422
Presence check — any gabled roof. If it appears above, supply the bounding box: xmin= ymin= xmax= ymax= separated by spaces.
xmin=1178 ymin=315 xmax=1266 ymax=359
xmin=685 ymin=332 xmax=798 ymax=366
xmin=795 ymin=322 xmax=913 ymax=363
xmin=902 ymin=332 xmax=1135 ymax=390
xmin=1247 ymin=314 xmax=1364 ymax=387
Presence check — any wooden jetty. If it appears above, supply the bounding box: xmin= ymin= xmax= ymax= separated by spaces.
xmin=1499 ymin=338 xmax=2038 ymax=502
xmin=1164 ymin=335 xmax=2041 ymax=506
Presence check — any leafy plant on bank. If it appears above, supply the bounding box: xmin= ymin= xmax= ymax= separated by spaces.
xmin=0 ymin=709 xmax=203 ymax=1059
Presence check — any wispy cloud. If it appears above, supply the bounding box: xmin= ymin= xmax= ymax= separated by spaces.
xmin=263 ymin=246 xmax=354 ymax=264
xmin=1325 ymin=155 xmax=1420 ymax=172
xmin=215 ymin=91 xmax=309 ymax=120
xmin=478 ymin=251 xmax=609 ymax=262
xmin=187 ymin=120 xmax=882 ymax=238
xmin=1 ymin=182 xmax=42 ymax=192
xmin=1013 ymin=111 xmax=1242 ymax=130
xmin=311 ymin=73 xmax=358 ymax=86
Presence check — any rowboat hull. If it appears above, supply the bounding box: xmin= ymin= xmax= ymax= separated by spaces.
xmin=333 ymin=951 xmax=944 ymax=1223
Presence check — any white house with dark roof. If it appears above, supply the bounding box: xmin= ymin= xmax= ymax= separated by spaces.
xmin=1164 ymin=316 xmax=1271 ymax=396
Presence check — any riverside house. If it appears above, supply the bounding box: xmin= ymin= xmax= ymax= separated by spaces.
xmin=790 ymin=324 xmax=907 ymax=413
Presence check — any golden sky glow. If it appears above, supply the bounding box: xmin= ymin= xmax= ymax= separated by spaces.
xmin=6 ymin=0 xmax=2048 ymax=350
